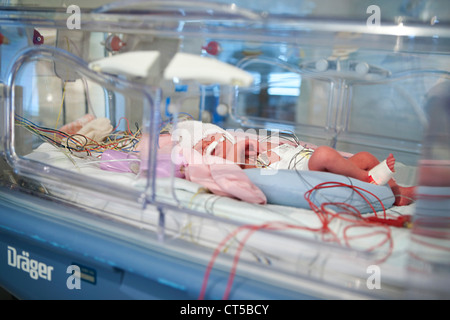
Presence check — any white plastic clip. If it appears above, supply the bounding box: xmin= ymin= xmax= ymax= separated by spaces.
xmin=164 ymin=52 xmax=254 ymax=87
xmin=368 ymin=160 xmax=394 ymax=185
xmin=88 ymin=51 xmax=160 ymax=78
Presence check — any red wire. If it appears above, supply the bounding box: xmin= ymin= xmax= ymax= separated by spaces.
xmin=410 ymin=235 xmax=450 ymax=252
xmin=198 ymin=221 xmax=324 ymax=300
xmin=222 ymin=221 xmax=329 ymax=300
xmin=199 ymin=180 xmax=402 ymax=300
xmin=113 ymin=116 xmax=133 ymax=134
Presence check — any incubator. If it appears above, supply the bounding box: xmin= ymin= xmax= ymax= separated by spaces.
xmin=0 ymin=0 xmax=449 ymax=299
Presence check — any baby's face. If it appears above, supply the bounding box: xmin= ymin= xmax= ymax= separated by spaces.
xmin=193 ymin=133 xmax=278 ymax=169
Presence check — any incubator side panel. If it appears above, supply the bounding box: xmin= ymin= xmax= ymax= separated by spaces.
xmin=3 ymin=46 xmax=161 ymax=221
xmin=0 ymin=0 xmax=449 ymax=300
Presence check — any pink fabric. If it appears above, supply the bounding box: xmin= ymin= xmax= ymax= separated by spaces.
xmin=100 ymin=149 xmax=138 ymax=173
xmin=137 ymin=132 xmax=268 ymax=204
xmin=137 ymin=130 xmax=352 ymax=205
xmin=183 ymin=133 xmax=268 ymax=204
xmin=136 ymin=133 xmax=174 ymax=172
xmin=155 ymin=153 xmax=186 ymax=178
xmin=184 ymin=155 xmax=267 ymax=204
xmin=59 ymin=114 xmax=95 ymax=134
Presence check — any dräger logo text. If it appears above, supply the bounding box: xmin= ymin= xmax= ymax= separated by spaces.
xmin=7 ymin=246 xmax=54 ymax=281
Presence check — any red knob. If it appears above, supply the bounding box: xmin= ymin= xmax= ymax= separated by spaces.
xmin=202 ymin=41 xmax=221 ymax=56
xmin=33 ymin=29 xmax=44 ymax=45
xmin=105 ymin=35 xmax=126 ymax=52
xmin=0 ymin=32 xmax=8 ymax=45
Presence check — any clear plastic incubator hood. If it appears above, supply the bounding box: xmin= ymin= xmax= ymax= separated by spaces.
xmin=0 ymin=0 xmax=449 ymax=300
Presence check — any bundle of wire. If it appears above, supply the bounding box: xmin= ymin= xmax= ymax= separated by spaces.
xmin=15 ymin=114 xmax=141 ymax=157
xmin=199 ymin=175 xmax=412 ymax=300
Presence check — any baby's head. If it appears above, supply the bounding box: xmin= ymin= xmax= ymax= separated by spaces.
xmin=171 ymin=120 xmax=235 ymax=153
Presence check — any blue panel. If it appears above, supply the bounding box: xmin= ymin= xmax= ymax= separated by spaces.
xmin=0 ymin=188 xmax=316 ymax=300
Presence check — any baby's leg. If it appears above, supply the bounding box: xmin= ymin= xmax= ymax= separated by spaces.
xmin=309 ymin=146 xmax=415 ymax=206
xmin=348 ymin=151 xmax=392 ymax=171
xmin=351 ymin=152 xmax=415 ymax=205
xmin=308 ymin=146 xmax=372 ymax=182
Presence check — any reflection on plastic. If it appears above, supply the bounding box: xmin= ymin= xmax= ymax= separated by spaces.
xmin=100 ymin=150 xmax=140 ymax=174
xmin=407 ymin=82 xmax=450 ymax=299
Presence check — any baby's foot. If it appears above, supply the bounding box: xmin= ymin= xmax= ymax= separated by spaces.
xmin=386 ymin=153 xmax=395 ymax=172
xmin=393 ymin=186 xmax=416 ymax=206
xmin=368 ymin=154 xmax=396 ymax=185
